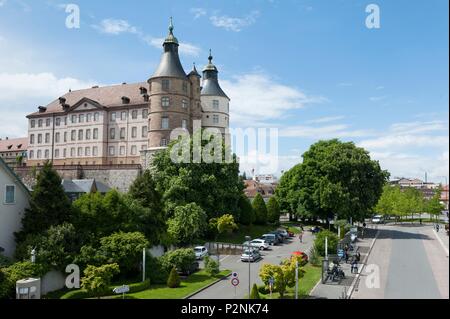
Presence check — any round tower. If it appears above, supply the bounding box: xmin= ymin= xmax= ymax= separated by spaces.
xmin=148 ymin=18 xmax=191 ymax=149
xmin=201 ymin=50 xmax=230 ymax=135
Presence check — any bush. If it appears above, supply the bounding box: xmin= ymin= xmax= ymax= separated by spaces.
xmin=250 ymin=284 xmax=261 ymax=299
xmin=252 ymin=194 xmax=268 ymax=225
xmin=81 ymin=263 xmax=120 ymax=298
xmin=145 ymin=255 xmax=168 ymax=284
xmin=258 ymin=284 xmax=269 ymax=295
xmin=60 ymin=279 xmax=150 ymax=299
xmin=0 ymin=261 xmax=47 ymax=299
xmin=309 ymin=245 xmax=321 ymax=266
xmin=167 ymin=267 xmax=181 ymax=288
xmin=314 ymin=230 xmax=339 ymax=257
xmin=160 ymin=248 xmax=196 ymax=274
xmin=204 ymin=257 xmax=219 ymax=276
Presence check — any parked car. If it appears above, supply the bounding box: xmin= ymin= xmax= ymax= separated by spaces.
xmin=178 ymin=262 xmax=200 ymax=276
xmin=276 ymin=229 xmax=289 ymax=238
xmin=287 ymin=230 xmax=295 ymax=237
xmin=241 ymin=249 xmax=261 ymax=262
xmin=372 ymin=215 xmax=384 ymax=224
xmin=311 ymin=226 xmax=322 ymax=234
xmin=194 ymin=246 xmax=208 ymax=260
xmin=261 ymin=234 xmax=277 ymax=245
xmin=244 ymin=239 xmax=270 ymax=251
xmin=269 ymin=231 xmax=285 ymax=243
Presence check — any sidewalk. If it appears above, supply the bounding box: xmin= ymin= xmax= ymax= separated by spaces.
xmin=309 ymin=228 xmax=378 ymax=299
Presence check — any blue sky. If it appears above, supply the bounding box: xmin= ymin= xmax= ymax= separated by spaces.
xmin=0 ymin=0 xmax=448 ymax=181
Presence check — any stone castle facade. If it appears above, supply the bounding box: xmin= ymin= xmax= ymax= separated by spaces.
xmin=26 ymin=20 xmax=230 ymax=168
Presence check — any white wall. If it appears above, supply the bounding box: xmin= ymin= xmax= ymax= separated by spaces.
xmin=0 ymin=168 xmax=29 ymax=258
xmin=41 ymin=270 xmax=66 ymax=295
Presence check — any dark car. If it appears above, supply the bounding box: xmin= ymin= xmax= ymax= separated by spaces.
xmin=261 ymin=234 xmax=277 ymax=245
xmin=269 ymin=231 xmax=285 ymax=243
xmin=311 ymin=226 xmax=322 ymax=234
xmin=178 ymin=262 xmax=200 ymax=276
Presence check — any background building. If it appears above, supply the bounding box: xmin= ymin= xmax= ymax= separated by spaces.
xmin=0 ymin=137 xmax=28 ymax=168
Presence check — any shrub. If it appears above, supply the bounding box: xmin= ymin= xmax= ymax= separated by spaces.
xmin=314 ymin=230 xmax=339 ymax=257
xmin=160 ymin=248 xmax=196 ymax=274
xmin=0 ymin=261 xmax=47 ymax=299
xmin=60 ymin=279 xmax=150 ymax=299
xmin=258 ymin=284 xmax=269 ymax=295
xmin=167 ymin=267 xmax=181 ymax=288
xmin=252 ymin=194 xmax=268 ymax=225
xmin=204 ymin=257 xmax=219 ymax=276
xmin=81 ymin=263 xmax=120 ymax=298
xmin=250 ymin=284 xmax=261 ymax=299
xmin=145 ymin=255 xmax=168 ymax=284
xmin=308 ymin=245 xmax=321 ymax=266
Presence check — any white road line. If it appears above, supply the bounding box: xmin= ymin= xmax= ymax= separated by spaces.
xmin=432 ymin=229 xmax=449 ymax=257
xmin=220 ymin=255 xmax=230 ymax=262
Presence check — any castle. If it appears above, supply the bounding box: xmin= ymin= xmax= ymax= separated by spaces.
xmin=25 ymin=20 xmax=230 ymax=168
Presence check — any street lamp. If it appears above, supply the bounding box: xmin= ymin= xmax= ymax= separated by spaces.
xmin=245 ymin=235 xmax=251 ymax=299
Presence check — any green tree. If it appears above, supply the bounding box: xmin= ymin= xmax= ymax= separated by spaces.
xmin=276 ymin=140 xmax=389 ymax=223
xmin=167 ymin=267 xmax=181 ymax=288
xmin=314 ymin=230 xmax=339 ymax=257
xmin=159 ymin=248 xmax=196 ymax=274
xmin=151 ymin=136 xmax=244 ymax=220
xmin=426 ymin=189 xmax=444 ymax=221
xmin=266 ymin=197 xmax=281 ymax=225
xmin=167 ymin=203 xmax=208 ymax=245
xmin=250 ymin=283 xmax=261 ymax=299
xmin=0 ymin=262 xmax=46 ymax=299
xmin=259 ymin=263 xmax=295 ymax=298
xmin=217 ymin=214 xmax=238 ymax=234
xmin=16 ymin=162 xmax=72 ymax=242
xmin=252 ymin=194 xmax=268 ymax=225
xmin=238 ymin=195 xmax=255 ymax=225
xmin=128 ymin=170 xmax=166 ymax=245
xmin=81 ymin=263 xmax=120 ymax=298
xmin=275 ymin=165 xmax=303 ymax=220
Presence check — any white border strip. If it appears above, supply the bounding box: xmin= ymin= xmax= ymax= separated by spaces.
xmin=432 ymin=229 xmax=449 ymax=257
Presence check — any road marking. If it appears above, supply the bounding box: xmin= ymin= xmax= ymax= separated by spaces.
xmin=432 ymin=229 xmax=449 ymax=257
xmin=220 ymin=255 xmax=230 ymax=262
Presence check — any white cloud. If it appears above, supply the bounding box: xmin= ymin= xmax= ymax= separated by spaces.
xmin=190 ymin=8 xmax=207 ymax=19
xmin=222 ymin=72 xmax=326 ymax=127
xmin=306 ymin=116 xmax=345 ymax=124
xmin=93 ymin=19 xmax=201 ymax=57
xmin=0 ymin=72 xmax=101 ymax=137
xmin=359 ymin=135 xmax=449 ymax=150
xmin=210 ymin=11 xmax=260 ymax=32
xmin=280 ymin=125 xmax=374 ymax=139
xmin=93 ymin=19 xmax=138 ymax=35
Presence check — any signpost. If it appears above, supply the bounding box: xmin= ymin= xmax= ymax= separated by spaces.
xmin=231 ymin=275 xmax=239 ymax=299
xmin=113 ymin=285 xmax=130 ymax=299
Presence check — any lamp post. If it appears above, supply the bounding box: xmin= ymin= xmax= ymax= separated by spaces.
xmin=245 ymin=235 xmax=251 ymax=299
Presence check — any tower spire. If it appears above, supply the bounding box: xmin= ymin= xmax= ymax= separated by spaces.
xmin=164 ymin=16 xmax=178 ymax=45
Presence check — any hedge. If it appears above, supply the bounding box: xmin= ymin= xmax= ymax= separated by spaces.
xmin=60 ymin=279 xmax=150 ymax=299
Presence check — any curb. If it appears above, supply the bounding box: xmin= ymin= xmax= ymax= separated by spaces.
xmin=346 ymin=229 xmax=380 ymax=299
xmin=184 ymin=272 xmax=232 ymax=299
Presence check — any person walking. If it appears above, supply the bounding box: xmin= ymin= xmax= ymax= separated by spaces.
xmin=299 ymin=231 xmax=304 ymax=243
xmin=351 ymin=259 xmax=358 ymax=274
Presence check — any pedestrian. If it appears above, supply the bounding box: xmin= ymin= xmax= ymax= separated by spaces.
xmin=351 ymin=259 xmax=358 ymax=274
xmin=436 ymin=224 xmax=440 ymax=232
xmin=299 ymin=231 xmax=303 ymax=243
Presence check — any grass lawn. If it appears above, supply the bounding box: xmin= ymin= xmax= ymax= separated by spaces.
xmin=119 ymin=270 xmax=230 ymax=299
xmin=215 ymin=224 xmax=278 ymax=244
xmin=260 ymin=263 xmax=322 ymax=299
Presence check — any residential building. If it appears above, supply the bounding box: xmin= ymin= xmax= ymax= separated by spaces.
xmin=244 ymin=179 xmax=278 ymax=203
xmin=25 ymin=19 xmax=230 ymax=168
xmin=61 ymin=179 xmax=111 ymax=202
xmin=0 ymin=137 xmax=28 ymax=168
xmin=0 ymin=157 xmax=30 ymax=258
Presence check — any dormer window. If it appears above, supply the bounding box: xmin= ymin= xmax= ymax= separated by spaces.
xmin=143 ymin=94 xmax=149 ymax=102
xmin=38 ymin=106 xmax=47 ymax=113
xmin=139 ymin=87 xmax=148 ymax=95
xmin=122 ymin=96 xmax=130 ymax=104
xmin=59 ymin=97 xmax=66 ymax=105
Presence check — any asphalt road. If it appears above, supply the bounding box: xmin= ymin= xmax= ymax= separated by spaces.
xmin=190 ymin=231 xmax=314 ymax=299
xmin=352 ymin=225 xmax=449 ymax=299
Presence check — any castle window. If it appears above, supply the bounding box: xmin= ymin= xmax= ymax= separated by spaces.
xmin=142 ymin=109 xmax=148 ymax=119
xmin=85 ymin=147 xmax=91 ymax=157
xmin=5 ymin=185 xmax=15 ymax=204
xmin=213 ymin=100 xmax=219 ymax=110
xmin=45 ymin=133 xmax=50 ymax=144
xmin=86 ymin=129 xmax=91 ymax=140
xmin=78 ymin=130 xmax=83 ymax=141
xmin=160 ymin=138 xmax=168 ymax=147
xmin=45 ymin=149 xmax=50 ymax=159
xmin=142 ymin=126 xmax=148 ymax=138
xmin=63 ymin=149 xmax=66 ymax=158
xmin=182 ymin=99 xmax=188 ymax=109
xmin=162 ymin=79 xmax=170 ymax=91
xmin=111 ymin=112 xmax=116 ymax=121
xmin=70 ymin=148 xmax=75 ymax=157
xmin=29 ymin=150 xmax=34 ymax=159
xmin=30 ymin=134 xmax=35 ymax=144
xmin=55 ymin=132 xmax=60 ymax=143
xmin=86 ymin=113 xmax=92 ymax=122
xmin=71 ymin=115 xmax=77 ymax=123
xmin=71 ymin=130 xmax=76 ymax=141
xmin=46 ymin=118 xmax=51 ymax=127
xmin=64 ymin=117 xmax=67 ymax=125
xmin=132 ymin=110 xmax=138 ymax=119
xmin=131 ymin=145 xmax=137 ymax=155
xmin=161 ymin=118 xmax=169 ymax=130
xmin=121 ymin=111 xmax=127 ymax=121
xmin=37 ymin=150 xmax=42 ymax=159
xmin=56 ymin=118 xmax=61 ymax=126
xmin=37 ymin=134 xmax=42 ymax=144
xmin=109 ymin=146 xmax=115 ymax=156
xmin=132 ymin=127 xmax=137 ymax=138
xmin=55 ymin=149 xmax=60 ymax=158
xmin=93 ymin=128 xmax=99 ymax=140
xmin=93 ymin=147 xmax=98 ymax=157
xmin=94 ymin=112 xmax=100 ymax=122
xmin=120 ymin=146 xmax=125 ymax=156
xmin=38 ymin=119 xmax=43 ymax=127
xmin=30 ymin=120 xmax=35 ymax=128
xmin=161 ymin=97 xmax=170 ymax=108
xmin=79 ymin=114 xmax=85 ymax=123
xmin=110 ymin=128 xmax=115 ymax=139
xmin=213 ymin=115 xmax=219 ymax=124
xmin=64 ymin=132 xmax=67 ymax=142
xmin=77 ymin=147 xmax=83 ymax=157
xmin=183 ymin=82 xmax=188 ymax=93
xmin=182 ymin=119 xmax=187 ymax=129
xmin=120 ymin=128 xmax=126 ymax=139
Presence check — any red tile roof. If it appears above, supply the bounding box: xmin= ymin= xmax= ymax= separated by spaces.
xmin=0 ymin=137 xmax=28 ymax=153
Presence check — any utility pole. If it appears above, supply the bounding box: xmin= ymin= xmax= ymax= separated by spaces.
xmin=142 ymin=248 xmax=146 ymax=282
xmin=245 ymin=236 xmax=251 ymax=299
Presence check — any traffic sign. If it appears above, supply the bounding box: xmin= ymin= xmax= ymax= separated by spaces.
xmin=231 ymin=278 xmax=240 ymax=287
xmin=113 ymin=285 xmax=130 ymax=294
xmin=232 ymin=272 xmax=239 ymax=278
